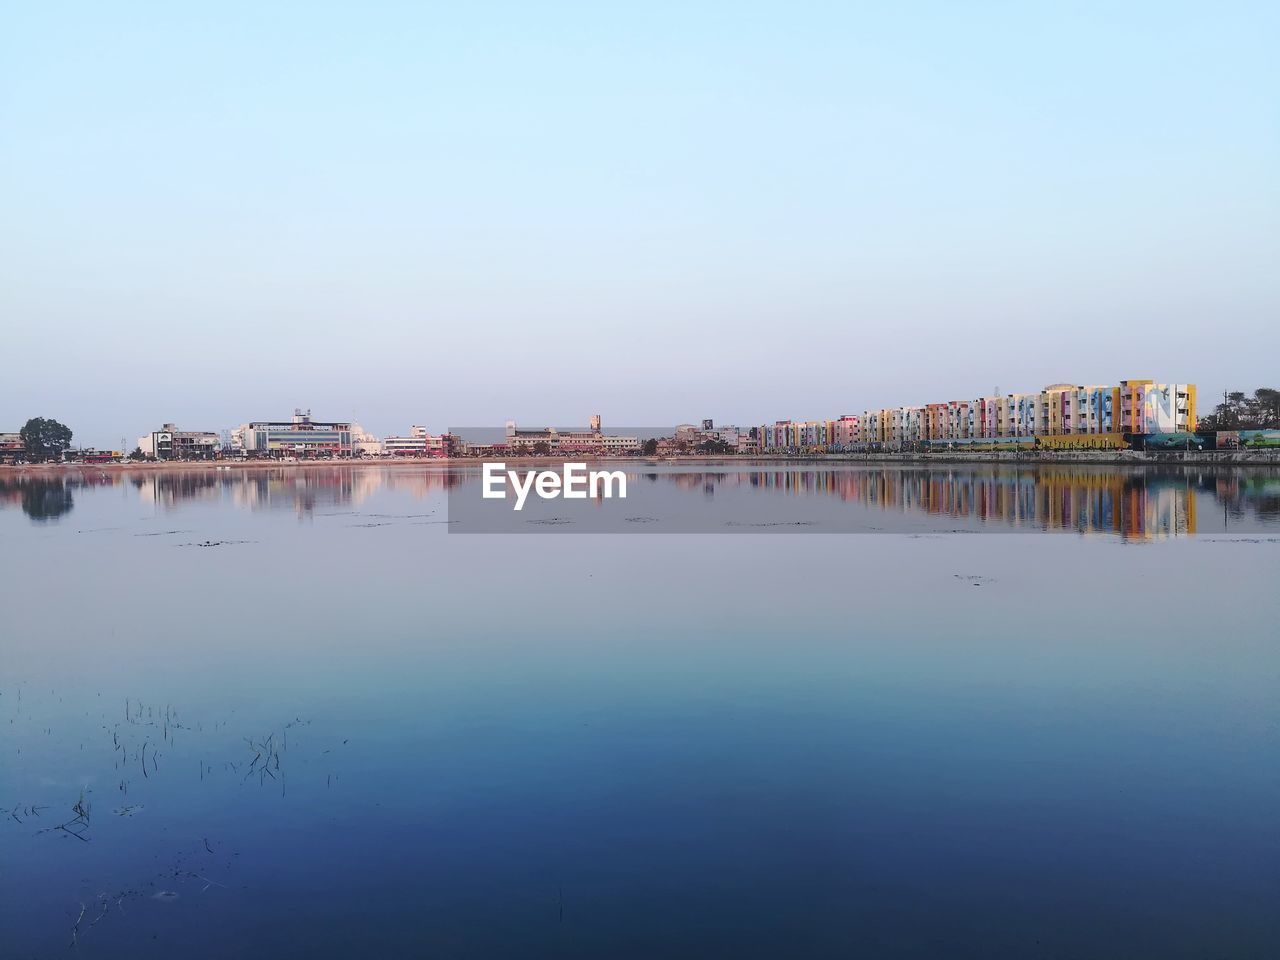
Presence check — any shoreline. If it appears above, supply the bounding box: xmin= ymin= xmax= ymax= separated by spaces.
xmin=3 ymin=448 xmax=1279 ymax=475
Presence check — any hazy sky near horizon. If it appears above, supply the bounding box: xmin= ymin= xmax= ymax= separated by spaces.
xmin=2 ymin=2 xmax=1277 ymax=447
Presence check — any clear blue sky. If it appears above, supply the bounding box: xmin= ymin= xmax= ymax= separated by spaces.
xmin=2 ymin=1 xmax=1277 ymax=447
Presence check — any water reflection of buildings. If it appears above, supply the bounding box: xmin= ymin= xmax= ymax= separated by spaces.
xmin=1 ymin=466 xmax=1276 ymax=536
xmin=1208 ymin=472 xmax=1280 ymax=525
xmin=0 ymin=467 xmax=460 ymax=521
xmin=130 ymin=467 xmax=460 ymax=517
xmin=642 ymin=466 xmax=1279 ymax=538
xmin=0 ymin=472 xmax=117 ymax=522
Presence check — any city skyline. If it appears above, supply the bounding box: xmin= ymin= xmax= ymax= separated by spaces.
xmin=4 ymin=372 xmax=1222 ymax=452
xmin=7 ymin=376 xmax=1226 ymax=461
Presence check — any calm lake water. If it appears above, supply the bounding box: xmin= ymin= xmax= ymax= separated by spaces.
xmin=2 ymin=463 xmax=1277 ymax=958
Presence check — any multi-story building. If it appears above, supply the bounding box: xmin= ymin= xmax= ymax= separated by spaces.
xmin=996 ymin=393 xmax=1038 ymax=438
xmin=138 ymin=424 xmax=221 ymax=460
xmin=1117 ymin=380 xmax=1197 ymax=434
xmin=597 ymin=434 xmax=642 ymax=453
xmin=235 ymin=409 xmax=353 ymax=459
xmin=801 ymin=421 xmax=828 ymax=448
xmin=383 ymin=436 xmax=424 ymax=456
xmin=761 ymin=420 xmax=799 ymax=450
xmin=758 ymin=418 xmax=866 ymax=451
xmin=832 ymin=416 xmax=860 ymax=448
xmin=765 ymin=378 xmax=1196 ymax=452
xmin=0 ymin=432 xmax=23 ymax=462
xmin=735 ymin=428 xmax=761 ymax=454
xmin=903 ymin=407 xmax=926 ymax=444
xmin=697 ymin=421 xmax=746 ymax=448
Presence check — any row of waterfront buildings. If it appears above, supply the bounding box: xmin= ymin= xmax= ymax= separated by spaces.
xmin=2 ymin=378 xmax=1201 ymax=463
xmin=134 ymin=379 xmax=1196 ymax=460
xmin=757 ymin=379 xmax=1197 ymax=452
xmin=133 ymin=410 xmax=454 ymax=461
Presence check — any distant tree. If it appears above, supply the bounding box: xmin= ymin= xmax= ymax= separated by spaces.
xmin=642 ymin=438 xmax=658 ymax=456
xmin=1204 ymin=387 xmax=1280 ymax=431
xmin=532 ymin=441 xmax=551 ymax=456
xmin=1255 ymin=388 xmax=1280 ymax=429
xmin=20 ymin=417 xmax=73 ymax=462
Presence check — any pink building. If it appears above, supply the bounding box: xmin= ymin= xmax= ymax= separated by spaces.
xmin=833 ymin=415 xmax=860 ymax=447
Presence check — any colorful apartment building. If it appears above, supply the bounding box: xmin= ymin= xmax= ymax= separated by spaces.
xmin=760 ymin=379 xmax=1196 ymax=452
xmin=832 ymin=416 xmax=861 ymax=447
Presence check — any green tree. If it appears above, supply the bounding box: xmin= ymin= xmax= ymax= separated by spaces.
xmin=19 ymin=417 xmax=73 ymax=462
xmin=642 ymin=437 xmax=658 ymax=456
xmin=1254 ymin=388 xmax=1279 ymax=428
xmin=1206 ymin=387 xmax=1280 ymax=431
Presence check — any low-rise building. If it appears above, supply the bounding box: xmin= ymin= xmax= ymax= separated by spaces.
xmin=505 ymin=415 xmax=638 ymax=454
xmin=351 ymin=424 xmax=384 ymax=458
xmin=69 ymin=449 xmax=122 ymax=464
xmin=458 ymin=441 xmax=510 ymax=457
xmin=383 ymin=426 xmax=455 ymax=457
xmin=139 ymin=424 xmax=221 ymax=460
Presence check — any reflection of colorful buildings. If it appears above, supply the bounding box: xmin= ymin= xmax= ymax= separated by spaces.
xmin=1 ymin=465 xmax=1272 ymax=537
xmin=668 ymin=466 xmax=1205 ymax=538
xmin=129 ymin=465 xmax=460 ymax=517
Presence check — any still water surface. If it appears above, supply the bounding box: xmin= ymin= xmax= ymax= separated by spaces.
xmin=1 ymin=464 xmax=1277 ymax=958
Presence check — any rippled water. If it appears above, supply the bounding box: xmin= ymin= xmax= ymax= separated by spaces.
xmin=1 ymin=464 xmax=1277 ymax=958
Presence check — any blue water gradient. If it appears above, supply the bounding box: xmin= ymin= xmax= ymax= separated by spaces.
xmin=1 ymin=466 xmax=1276 ymax=957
